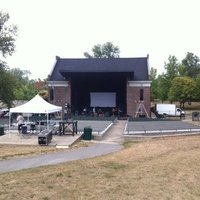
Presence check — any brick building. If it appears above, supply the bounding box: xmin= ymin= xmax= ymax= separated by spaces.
xmin=47 ymin=56 xmax=151 ymax=117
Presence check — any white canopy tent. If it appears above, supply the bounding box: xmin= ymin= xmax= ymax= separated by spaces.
xmin=9 ymin=94 xmax=62 ymax=131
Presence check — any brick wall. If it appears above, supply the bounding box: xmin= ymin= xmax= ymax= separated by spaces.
xmin=127 ymin=81 xmax=151 ymax=117
xmin=48 ymin=81 xmax=71 ymax=109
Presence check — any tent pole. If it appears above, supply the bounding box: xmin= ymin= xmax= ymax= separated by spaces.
xmin=8 ymin=112 xmax=11 ymax=138
xmin=47 ymin=113 xmax=49 ymax=129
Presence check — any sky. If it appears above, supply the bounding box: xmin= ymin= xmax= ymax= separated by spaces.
xmin=1 ymin=0 xmax=200 ymax=80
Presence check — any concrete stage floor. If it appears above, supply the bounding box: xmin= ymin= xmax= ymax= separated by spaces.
xmin=125 ymin=120 xmax=200 ymax=136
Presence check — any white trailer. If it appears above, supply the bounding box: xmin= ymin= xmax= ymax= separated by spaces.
xmin=155 ymin=104 xmax=185 ymax=117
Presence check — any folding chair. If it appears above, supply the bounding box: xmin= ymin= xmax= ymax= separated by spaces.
xmin=30 ymin=123 xmax=36 ymax=134
xmin=20 ymin=125 xmax=30 ymax=138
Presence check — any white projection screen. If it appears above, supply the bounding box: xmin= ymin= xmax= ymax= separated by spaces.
xmin=90 ymin=92 xmax=116 ymax=107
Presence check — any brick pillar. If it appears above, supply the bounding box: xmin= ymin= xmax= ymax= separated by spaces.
xmin=54 ymin=86 xmax=71 ymax=106
xmin=126 ymin=81 xmax=151 ymax=117
xmin=48 ymin=81 xmax=71 ymax=108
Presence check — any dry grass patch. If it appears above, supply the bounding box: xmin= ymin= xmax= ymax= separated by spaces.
xmin=186 ymin=120 xmax=200 ymax=127
xmin=0 ymin=135 xmax=200 ymax=199
xmin=0 ymin=141 xmax=92 ymax=160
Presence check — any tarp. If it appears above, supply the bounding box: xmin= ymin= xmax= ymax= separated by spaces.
xmin=10 ymin=94 xmax=62 ymax=114
xmin=9 ymin=94 xmax=62 ymax=131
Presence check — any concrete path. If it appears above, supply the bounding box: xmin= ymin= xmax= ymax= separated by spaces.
xmin=0 ymin=143 xmax=123 ymax=174
xmin=0 ymin=131 xmax=82 ymax=147
xmin=101 ymin=120 xmax=127 ymax=144
xmin=0 ymin=120 xmax=126 ymax=174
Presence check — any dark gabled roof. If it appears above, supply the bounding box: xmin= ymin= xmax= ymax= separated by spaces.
xmin=48 ymin=56 xmax=149 ymax=81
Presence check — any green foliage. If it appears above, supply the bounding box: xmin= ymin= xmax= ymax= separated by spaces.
xmin=177 ymin=64 xmax=187 ymax=76
xmin=164 ymin=55 xmax=179 ymax=79
xmin=9 ymin=68 xmax=37 ymax=100
xmin=0 ymin=68 xmax=16 ymax=107
xmin=0 ymin=11 xmax=18 ymax=107
xmin=38 ymin=90 xmax=48 ymax=100
xmin=0 ymin=12 xmax=17 ymax=57
xmin=0 ymin=60 xmax=7 ymax=71
xmin=157 ymin=74 xmax=169 ymax=102
xmin=154 ymin=55 xmax=180 ymax=102
xmin=14 ymin=81 xmax=36 ymax=100
xmin=0 ymin=11 xmax=47 ymax=106
xmin=193 ymin=74 xmax=200 ymax=101
xmin=0 ymin=65 xmax=46 ymax=106
xmin=84 ymin=42 xmax=120 ymax=58
xmin=150 ymin=67 xmax=159 ymax=100
xmin=181 ymin=52 xmax=200 ymax=78
xmin=168 ymin=77 xmax=196 ymax=107
xmin=154 ymin=54 xmax=200 ymax=103
xmin=33 ymin=79 xmax=48 ymax=100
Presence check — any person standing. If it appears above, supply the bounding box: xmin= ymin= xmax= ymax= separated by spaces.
xmin=16 ymin=113 xmax=24 ymax=133
xmin=63 ymin=103 xmax=71 ymax=121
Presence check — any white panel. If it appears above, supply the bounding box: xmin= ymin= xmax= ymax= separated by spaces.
xmin=90 ymin=92 xmax=116 ymax=107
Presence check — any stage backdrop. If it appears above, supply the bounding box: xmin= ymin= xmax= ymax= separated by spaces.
xmin=90 ymin=92 xmax=116 ymax=107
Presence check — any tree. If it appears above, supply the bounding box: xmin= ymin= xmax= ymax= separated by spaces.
xmin=0 ymin=11 xmax=18 ymax=107
xmin=153 ymin=55 xmax=180 ymax=102
xmin=156 ymin=74 xmax=169 ymax=102
xmin=149 ymin=67 xmax=159 ymax=100
xmin=0 ymin=12 xmax=17 ymax=57
xmin=193 ymin=74 xmax=200 ymax=101
xmin=181 ymin=52 xmax=200 ymax=78
xmin=168 ymin=76 xmax=196 ymax=108
xmin=163 ymin=55 xmax=180 ymax=97
xmin=9 ymin=68 xmax=36 ymax=100
xmin=84 ymin=42 xmax=120 ymax=58
xmin=34 ymin=78 xmax=48 ymax=100
xmin=0 ymin=62 xmax=16 ymax=107
xmin=164 ymin=55 xmax=179 ymax=79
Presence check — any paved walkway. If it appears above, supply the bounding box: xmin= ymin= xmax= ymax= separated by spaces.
xmin=0 ymin=130 xmax=82 ymax=147
xmin=101 ymin=120 xmax=126 ymax=144
xmin=0 ymin=120 xmax=126 ymax=174
xmin=0 ymin=143 xmax=123 ymax=174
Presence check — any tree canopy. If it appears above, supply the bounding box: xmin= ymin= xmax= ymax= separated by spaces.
xmin=181 ymin=52 xmax=200 ymax=78
xmin=84 ymin=42 xmax=120 ymax=58
xmin=168 ymin=76 xmax=195 ymax=108
xmin=0 ymin=12 xmax=18 ymax=107
xmin=0 ymin=12 xmax=17 ymax=57
xmin=151 ymin=53 xmax=200 ymax=105
xmin=0 ymin=62 xmax=16 ymax=107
